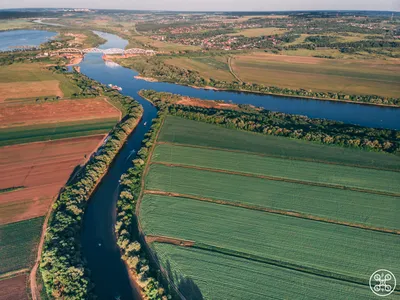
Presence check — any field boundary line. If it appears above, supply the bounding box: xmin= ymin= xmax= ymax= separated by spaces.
xmin=135 ymin=116 xmax=188 ymax=300
xmin=151 ymin=161 xmax=400 ymax=198
xmin=0 ymin=268 xmax=29 ymax=280
xmin=156 ymin=141 xmax=400 ymax=173
xmin=144 ymin=190 xmax=400 ymax=235
xmin=103 ymin=97 xmax=122 ymax=121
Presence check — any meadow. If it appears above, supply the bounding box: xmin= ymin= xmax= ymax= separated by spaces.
xmin=0 ymin=63 xmax=81 ymax=99
xmin=165 ymin=56 xmax=234 ymax=82
xmin=0 ymin=217 xmax=44 ymax=274
xmin=152 ymin=243 xmax=379 ymax=300
xmin=158 ymin=116 xmax=400 ymax=171
xmin=230 ymin=53 xmax=400 ymax=97
xmin=0 ymin=118 xmax=116 ymax=146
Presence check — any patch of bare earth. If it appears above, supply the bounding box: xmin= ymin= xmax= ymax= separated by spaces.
xmin=0 ymin=98 xmax=120 ymax=128
xmin=176 ymin=96 xmax=238 ymax=110
xmin=0 ymin=81 xmax=63 ymax=102
xmin=0 ymin=135 xmax=105 ymax=225
xmin=0 ymin=274 xmax=28 ymax=300
xmin=145 ymin=235 xmax=194 ymax=247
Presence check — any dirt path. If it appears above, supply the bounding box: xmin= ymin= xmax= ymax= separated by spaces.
xmin=144 ymin=190 xmax=400 ymax=235
xmin=228 ymin=56 xmax=242 ymax=83
xmin=151 ymin=161 xmax=400 ymax=198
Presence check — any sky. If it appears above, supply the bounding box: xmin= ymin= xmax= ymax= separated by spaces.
xmin=1 ymin=0 xmax=399 ymax=11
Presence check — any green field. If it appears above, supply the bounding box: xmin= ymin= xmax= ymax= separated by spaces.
xmin=139 ymin=115 xmax=400 ymax=299
xmin=165 ymin=56 xmax=234 ymax=82
xmin=0 ymin=63 xmax=81 ymax=98
xmin=152 ymin=243 xmax=379 ymax=300
xmin=0 ymin=118 xmax=117 ymax=146
xmin=231 ymin=53 xmax=400 ymax=97
xmin=140 ymin=194 xmax=399 ymax=282
xmin=158 ymin=116 xmax=400 ymax=171
xmin=153 ymin=143 xmax=400 ymax=194
xmin=146 ymin=164 xmax=398 ymax=229
xmin=0 ymin=217 xmax=44 ymax=274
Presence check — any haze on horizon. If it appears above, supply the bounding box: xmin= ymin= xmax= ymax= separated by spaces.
xmin=1 ymin=0 xmax=399 ymax=12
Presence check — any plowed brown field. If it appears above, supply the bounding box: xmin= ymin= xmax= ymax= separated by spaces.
xmin=0 ymin=98 xmax=120 ymax=128
xmin=0 ymin=274 xmax=28 ymax=300
xmin=0 ymin=135 xmax=104 ymax=225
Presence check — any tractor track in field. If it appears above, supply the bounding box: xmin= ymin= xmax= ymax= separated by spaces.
xmin=144 ymin=190 xmax=400 ymax=235
xmin=228 ymin=56 xmax=242 ymax=83
xmin=155 ymin=141 xmax=400 ymax=173
xmin=150 ymin=161 xmax=400 ymax=198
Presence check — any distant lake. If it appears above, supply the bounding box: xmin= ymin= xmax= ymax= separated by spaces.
xmin=0 ymin=29 xmax=57 ymax=52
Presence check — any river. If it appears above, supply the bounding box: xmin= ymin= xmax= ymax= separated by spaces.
xmin=74 ymin=32 xmax=400 ymax=300
xmin=0 ymin=29 xmax=57 ymax=51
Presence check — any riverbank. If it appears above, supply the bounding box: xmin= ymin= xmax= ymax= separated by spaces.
xmin=133 ymin=72 xmax=400 ymax=108
xmin=38 ymin=83 xmax=144 ymax=299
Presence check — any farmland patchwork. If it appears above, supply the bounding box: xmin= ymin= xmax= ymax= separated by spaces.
xmin=139 ymin=115 xmax=400 ymax=299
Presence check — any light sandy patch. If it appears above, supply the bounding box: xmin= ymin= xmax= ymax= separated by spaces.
xmin=177 ymin=96 xmax=239 ymax=110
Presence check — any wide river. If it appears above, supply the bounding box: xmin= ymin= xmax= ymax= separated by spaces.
xmin=0 ymin=29 xmax=57 ymax=51
xmin=73 ymin=32 xmax=399 ymax=300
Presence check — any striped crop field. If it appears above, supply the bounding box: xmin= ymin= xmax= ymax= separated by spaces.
xmin=140 ymin=194 xmax=400 ymax=283
xmin=145 ymin=164 xmax=398 ymax=229
xmin=139 ymin=115 xmax=400 ymax=299
xmin=0 ymin=118 xmax=117 ymax=146
xmin=152 ymin=243 xmax=380 ymax=300
xmin=158 ymin=116 xmax=400 ymax=171
xmin=0 ymin=217 xmax=44 ymax=274
xmin=152 ymin=143 xmax=400 ymax=195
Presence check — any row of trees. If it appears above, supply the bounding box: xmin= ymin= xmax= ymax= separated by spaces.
xmin=118 ymin=56 xmax=400 ymax=106
xmin=115 ymin=113 xmax=171 ymax=300
xmin=142 ymin=90 xmax=400 ymax=154
xmin=40 ymin=72 xmax=144 ymax=299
